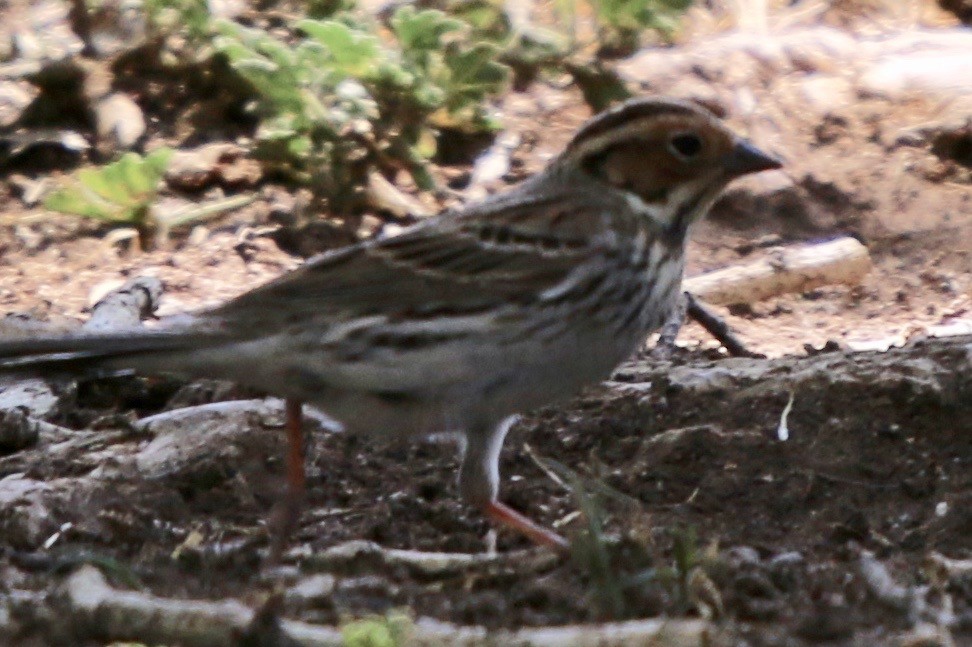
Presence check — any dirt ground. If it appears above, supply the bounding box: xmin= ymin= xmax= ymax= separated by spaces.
xmin=1 ymin=1 xmax=971 ymax=646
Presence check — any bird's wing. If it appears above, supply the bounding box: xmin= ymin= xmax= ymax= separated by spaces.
xmin=211 ymin=184 xmax=618 ymax=332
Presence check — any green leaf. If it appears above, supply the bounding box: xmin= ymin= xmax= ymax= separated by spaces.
xmin=391 ymin=7 xmax=465 ymax=53
xmin=590 ymin=0 xmax=692 ymax=46
xmin=144 ymin=148 xmax=175 ymax=176
xmin=77 ymin=167 xmax=130 ymax=204
xmin=297 ymin=19 xmax=381 ymax=76
xmin=341 ymin=612 xmax=412 ymax=647
xmin=211 ymin=3 xmax=513 ymax=208
xmin=44 ymin=187 xmax=116 ymax=221
xmin=44 ymin=149 xmax=172 ymax=225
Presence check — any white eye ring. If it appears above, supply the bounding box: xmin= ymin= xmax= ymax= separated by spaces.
xmin=668 ymin=132 xmax=703 ymax=160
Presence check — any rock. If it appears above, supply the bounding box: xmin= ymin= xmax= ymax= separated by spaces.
xmin=725 ymin=545 xmax=761 ymax=566
xmin=7 ymin=174 xmax=50 ymax=206
xmin=165 ymin=143 xmax=239 ymax=189
xmin=165 ymin=143 xmax=260 ymax=191
xmin=0 ymin=80 xmax=34 ymax=128
xmin=134 ymin=399 xmax=285 ymax=485
xmin=0 ymin=380 xmax=61 ymax=419
xmin=286 ymin=574 xmax=337 ymax=606
xmin=0 ymin=407 xmax=39 ymax=452
xmin=134 ymin=399 xmax=338 ymax=488
xmin=94 ymin=92 xmax=145 ymax=151
xmin=797 ymin=75 xmax=854 ymax=113
xmin=858 ymin=52 xmax=972 ymax=99
xmin=939 ymin=0 xmax=972 ymax=23
xmin=710 ymin=170 xmax=821 ymax=234
xmin=0 ymin=474 xmax=55 ymax=548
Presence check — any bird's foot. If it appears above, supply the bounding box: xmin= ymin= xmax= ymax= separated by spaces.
xmin=483 ymin=500 xmax=570 ymax=552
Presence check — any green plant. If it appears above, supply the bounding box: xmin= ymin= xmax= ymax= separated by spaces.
xmin=440 ymin=0 xmax=570 ymax=88
xmin=391 ymin=6 xmax=508 ymax=132
xmin=530 ymin=452 xmax=656 ymax=619
xmin=595 ymin=0 xmax=692 ymax=39
xmin=213 ymin=8 xmax=509 ymax=211
xmin=43 ymin=149 xmax=254 ymax=247
xmin=671 ymin=525 xmax=700 ymax=609
xmin=143 ymin=0 xmax=212 ymax=44
xmin=341 ymin=611 xmax=411 ymax=647
xmin=530 ymin=451 xmax=712 ymax=620
xmin=570 ymin=471 xmax=628 ymax=618
xmin=44 ymin=149 xmax=173 ymax=225
xmin=304 ymin=0 xmax=357 ymax=19
xmin=558 ymin=0 xmax=693 ymax=56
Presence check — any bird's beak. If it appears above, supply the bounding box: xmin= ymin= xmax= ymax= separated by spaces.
xmin=725 ymin=140 xmax=782 ymax=177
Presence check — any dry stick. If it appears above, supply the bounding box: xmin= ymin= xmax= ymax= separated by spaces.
xmin=683 ymin=237 xmax=871 ymax=307
xmin=296 ymin=539 xmax=560 ymax=578
xmin=684 ymin=292 xmax=755 ymax=358
xmin=366 ymin=171 xmax=431 ymax=218
xmin=726 ymin=0 xmax=769 ymax=32
xmin=85 ymin=277 xmax=163 ymax=331
xmin=0 ymin=278 xmax=163 ymax=465
xmin=61 ymin=565 xmax=711 ymax=647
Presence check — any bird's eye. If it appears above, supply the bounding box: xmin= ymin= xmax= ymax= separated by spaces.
xmin=668 ymin=133 xmax=703 ymax=160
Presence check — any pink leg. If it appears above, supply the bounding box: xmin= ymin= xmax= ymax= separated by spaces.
xmin=267 ymin=398 xmax=306 ymax=561
xmin=483 ymin=500 xmax=570 ymax=551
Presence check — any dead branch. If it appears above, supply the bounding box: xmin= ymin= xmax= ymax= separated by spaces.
xmin=684 ymin=237 xmax=870 ymax=306
xmin=294 ymin=539 xmax=560 ymax=578
xmin=84 ymin=277 xmax=163 ymax=331
xmin=366 ymin=171 xmax=431 ymax=219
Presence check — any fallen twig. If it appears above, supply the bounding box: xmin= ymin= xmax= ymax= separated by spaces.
xmin=152 ymin=193 xmax=258 ymax=248
xmin=684 ymin=237 xmax=871 ymax=306
xmin=925 ymin=552 xmax=972 ymax=585
xmin=366 ymin=171 xmax=431 ymax=219
xmin=85 ymin=277 xmax=163 ymax=332
xmin=684 ymin=292 xmax=757 ymax=357
xmin=857 ymin=550 xmax=954 ymax=627
xmin=294 ymin=539 xmax=560 ymax=578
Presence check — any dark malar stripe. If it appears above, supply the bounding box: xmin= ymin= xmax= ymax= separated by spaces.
xmin=665 ymin=191 xmax=708 ymax=245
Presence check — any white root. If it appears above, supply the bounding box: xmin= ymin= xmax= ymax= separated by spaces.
xmin=60 ymin=565 xmax=712 ymax=647
xmin=684 ymin=236 xmax=871 ymax=306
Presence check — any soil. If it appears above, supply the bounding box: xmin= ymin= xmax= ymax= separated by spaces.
xmin=1 ymin=1 xmax=970 ymax=646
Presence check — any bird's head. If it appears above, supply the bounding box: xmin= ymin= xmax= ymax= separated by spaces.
xmin=557 ymin=97 xmax=782 ymax=239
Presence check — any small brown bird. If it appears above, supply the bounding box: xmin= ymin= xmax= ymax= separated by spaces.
xmin=0 ymin=97 xmax=780 ymax=551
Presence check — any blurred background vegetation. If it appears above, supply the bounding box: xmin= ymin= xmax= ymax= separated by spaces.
xmin=3 ymin=0 xmax=693 ymax=242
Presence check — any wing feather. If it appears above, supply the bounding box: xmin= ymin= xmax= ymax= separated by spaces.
xmin=210 ymin=180 xmax=622 ymax=333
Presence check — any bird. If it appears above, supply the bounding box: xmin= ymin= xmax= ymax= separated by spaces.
xmin=0 ymin=97 xmax=781 ymax=552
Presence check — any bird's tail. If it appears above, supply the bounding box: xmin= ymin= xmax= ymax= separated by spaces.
xmin=0 ymin=329 xmax=207 ymax=378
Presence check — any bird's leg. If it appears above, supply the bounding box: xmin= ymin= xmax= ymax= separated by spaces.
xmin=652 ymin=291 xmax=758 ymax=359
xmin=267 ymin=398 xmax=306 ymax=562
xmin=650 ymin=289 xmax=690 ymax=360
xmin=460 ymin=417 xmax=569 ymax=552
xmin=482 ymin=500 xmax=570 ymax=551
